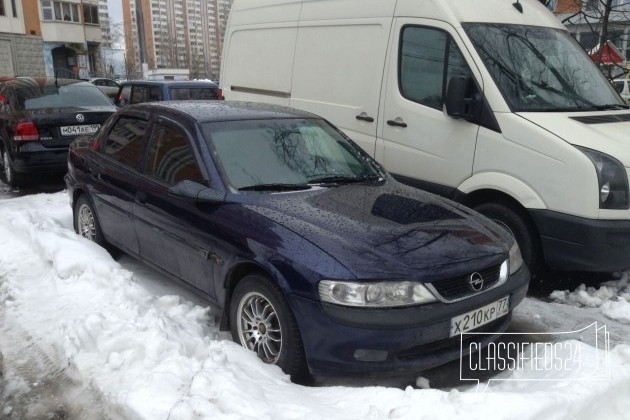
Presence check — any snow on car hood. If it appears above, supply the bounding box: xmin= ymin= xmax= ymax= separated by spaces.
xmin=518 ymin=111 xmax=630 ymax=166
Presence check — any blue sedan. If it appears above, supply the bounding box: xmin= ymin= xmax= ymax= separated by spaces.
xmin=65 ymin=102 xmax=529 ymax=381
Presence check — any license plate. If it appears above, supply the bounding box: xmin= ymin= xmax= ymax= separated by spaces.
xmin=60 ymin=124 xmax=101 ymax=136
xmin=450 ymin=296 xmax=510 ymax=337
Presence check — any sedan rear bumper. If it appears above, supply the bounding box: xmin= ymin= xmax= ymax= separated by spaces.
xmin=288 ymin=267 xmax=529 ymax=375
xmin=10 ymin=142 xmax=68 ymax=174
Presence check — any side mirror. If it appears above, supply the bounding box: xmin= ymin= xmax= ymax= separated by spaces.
xmin=168 ymin=180 xmax=225 ymax=204
xmin=445 ymin=76 xmax=475 ymax=120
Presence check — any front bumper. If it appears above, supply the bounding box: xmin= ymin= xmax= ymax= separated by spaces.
xmin=288 ymin=266 xmax=529 ymax=375
xmin=531 ymin=209 xmax=630 ymax=272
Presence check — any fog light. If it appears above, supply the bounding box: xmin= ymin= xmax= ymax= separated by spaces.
xmin=354 ymin=349 xmax=388 ymax=362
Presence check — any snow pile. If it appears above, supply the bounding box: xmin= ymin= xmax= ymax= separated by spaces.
xmin=550 ymin=274 xmax=630 ymax=324
xmin=1 ymin=192 xmax=630 ymax=420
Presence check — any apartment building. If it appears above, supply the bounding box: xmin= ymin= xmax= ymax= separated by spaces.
xmin=0 ymin=0 xmax=45 ymax=76
xmin=123 ymin=0 xmax=233 ymax=80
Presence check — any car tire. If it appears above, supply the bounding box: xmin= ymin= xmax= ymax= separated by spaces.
xmin=474 ymin=201 xmax=542 ymax=277
xmin=74 ymin=195 xmax=108 ymax=247
xmin=1 ymin=146 xmax=24 ymax=188
xmin=230 ymin=273 xmax=309 ymax=382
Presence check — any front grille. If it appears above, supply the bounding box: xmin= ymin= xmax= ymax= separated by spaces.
xmin=430 ymin=264 xmax=502 ymax=301
xmin=570 ymin=114 xmax=630 ymax=124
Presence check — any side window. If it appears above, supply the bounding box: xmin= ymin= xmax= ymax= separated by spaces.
xmin=119 ymin=85 xmax=132 ymax=106
xmin=148 ymin=86 xmax=163 ymax=101
xmin=130 ymin=85 xmax=147 ymax=104
xmin=103 ymin=117 xmax=147 ymax=168
xmin=145 ymin=121 xmax=204 ymax=185
xmin=400 ymin=26 xmax=473 ymax=110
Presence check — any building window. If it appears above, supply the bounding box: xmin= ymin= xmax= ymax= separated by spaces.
xmin=0 ymin=0 xmax=5 ymax=16
xmin=83 ymin=3 xmax=99 ymax=24
xmin=42 ymin=1 xmax=81 ymax=22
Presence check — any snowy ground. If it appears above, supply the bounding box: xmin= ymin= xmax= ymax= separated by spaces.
xmin=1 ymin=187 xmax=630 ymax=419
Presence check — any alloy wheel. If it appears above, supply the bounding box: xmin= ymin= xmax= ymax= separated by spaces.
xmin=78 ymin=203 xmax=96 ymax=241
xmin=236 ymin=291 xmax=283 ymax=363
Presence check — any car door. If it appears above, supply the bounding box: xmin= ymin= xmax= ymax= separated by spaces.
xmin=133 ymin=115 xmax=217 ymax=297
xmin=378 ymin=20 xmax=483 ymax=196
xmin=90 ymin=113 xmax=149 ymax=255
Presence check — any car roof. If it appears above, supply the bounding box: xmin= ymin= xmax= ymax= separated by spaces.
xmin=126 ymin=101 xmax=319 ymax=123
xmin=120 ymin=80 xmax=217 ymax=87
xmin=4 ymin=77 xmax=95 ymax=88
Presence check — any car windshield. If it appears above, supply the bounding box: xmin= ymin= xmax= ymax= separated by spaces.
xmin=15 ymin=82 xmax=113 ymax=110
xmin=203 ymin=118 xmax=383 ymax=191
xmin=463 ymin=24 xmax=625 ymax=112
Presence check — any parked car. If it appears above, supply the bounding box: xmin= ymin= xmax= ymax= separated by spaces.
xmin=221 ymin=0 xmax=630 ymax=279
xmin=613 ymin=79 xmax=630 ymax=104
xmin=65 ymin=101 xmax=529 ymax=380
xmin=115 ymin=80 xmax=220 ymax=107
xmin=0 ymin=77 xmax=117 ymax=187
xmin=89 ymin=77 xmax=121 ymax=99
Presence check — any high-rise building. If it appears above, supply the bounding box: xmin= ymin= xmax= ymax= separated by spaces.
xmin=123 ymin=0 xmax=234 ymax=80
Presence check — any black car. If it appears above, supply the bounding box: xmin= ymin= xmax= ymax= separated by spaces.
xmin=0 ymin=77 xmax=117 ymax=187
xmin=115 ymin=80 xmax=221 ymax=107
xmin=65 ymin=101 xmax=529 ymax=381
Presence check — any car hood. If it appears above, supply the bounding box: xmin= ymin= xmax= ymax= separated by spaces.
xmin=518 ymin=111 xmax=630 ymax=166
xmin=235 ymin=180 xmax=510 ymax=280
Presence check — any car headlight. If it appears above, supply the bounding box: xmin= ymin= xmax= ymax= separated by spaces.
xmin=509 ymin=242 xmax=523 ymax=275
xmin=577 ymin=146 xmax=629 ymax=210
xmin=318 ymin=280 xmax=437 ymax=307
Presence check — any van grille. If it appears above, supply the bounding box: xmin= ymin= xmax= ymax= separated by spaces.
xmin=570 ymin=114 xmax=630 ymax=124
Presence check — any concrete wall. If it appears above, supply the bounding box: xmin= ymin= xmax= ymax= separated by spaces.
xmin=0 ymin=34 xmax=45 ymax=77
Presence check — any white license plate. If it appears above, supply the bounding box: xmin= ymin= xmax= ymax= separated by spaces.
xmin=60 ymin=124 xmax=101 ymax=136
xmin=450 ymin=296 xmax=510 ymax=337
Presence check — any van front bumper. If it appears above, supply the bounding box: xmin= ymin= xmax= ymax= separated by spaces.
xmin=531 ymin=209 xmax=630 ymax=272
xmin=287 ymin=267 xmax=529 ymax=376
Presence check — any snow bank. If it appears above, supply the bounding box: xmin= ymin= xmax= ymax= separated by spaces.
xmin=551 ymin=274 xmax=630 ymax=324
xmin=1 ymin=192 xmax=630 ymax=420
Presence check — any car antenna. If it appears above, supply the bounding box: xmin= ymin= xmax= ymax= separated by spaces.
xmin=512 ymin=0 xmax=523 ymax=13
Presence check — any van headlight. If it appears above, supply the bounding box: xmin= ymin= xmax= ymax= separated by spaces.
xmin=509 ymin=242 xmax=523 ymax=275
xmin=318 ymin=280 xmax=437 ymax=307
xmin=577 ymin=147 xmax=629 ymax=209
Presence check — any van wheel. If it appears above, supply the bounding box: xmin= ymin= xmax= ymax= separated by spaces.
xmin=230 ymin=274 xmax=309 ymax=382
xmin=1 ymin=146 xmax=24 ymax=188
xmin=474 ymin=201 xmax=542 ymax=277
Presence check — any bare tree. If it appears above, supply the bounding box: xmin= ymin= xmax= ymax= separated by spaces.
xmin=555 ymin=0 xmax=630 ymax=79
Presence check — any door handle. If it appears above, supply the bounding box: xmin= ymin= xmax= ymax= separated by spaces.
xmin=387 ymin=118 xmax=408 ymax=128
xmin=355 ymin=112 xmax=374 ymax=123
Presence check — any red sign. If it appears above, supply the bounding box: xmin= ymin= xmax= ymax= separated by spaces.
xmin=590 ymin=41 xmax=625 ymax=65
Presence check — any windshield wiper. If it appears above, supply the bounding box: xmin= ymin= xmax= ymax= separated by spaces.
xmin=589 ymin=104 xmax=630 ymax=111
xmin=308 ymin=175 xmax=382 ymax=185
xmin=238 ymin=183 xmax=311 ymax=192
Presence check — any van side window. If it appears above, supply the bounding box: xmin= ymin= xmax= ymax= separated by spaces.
xmin=399 ymin=26 xmax=472 ymax=110
xmin=131 ymin=86 xmax=147 ymax=104
xmin=144 ymin=121 xmax=204 ymax=185
xmin=148 ymin=86 xmax=163 ymax=101
xmin=103 ymin=117 xmax=148 ymax=168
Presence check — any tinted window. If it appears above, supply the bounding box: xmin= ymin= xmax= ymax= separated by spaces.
xmin=148 ymin=86 xmax=163 ymax=101
xmin=169 ymin=87 xmax=217 ymax=100
xmin=103 ymin=117 xmax=147 ymax=167
xmin=145 ymin=122 xmax=204 ymax=185
xmin=203 ymin=119 xmax=381 ymax=190
xmin=400 ymin=27 xmax=472 ymax=110
xmin=15 ymin=83 xmax=113 ymax=110
xmin=131 ymin=86 xmax=146 ymax=104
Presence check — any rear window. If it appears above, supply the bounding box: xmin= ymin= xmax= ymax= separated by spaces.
xmin=169 ymin=87 xmax=217 ymax=100
xmin=16 ymin=83 xmax=113 ymax=110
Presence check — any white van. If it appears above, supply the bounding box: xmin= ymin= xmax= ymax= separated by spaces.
xmin=220 ymin=0 xmax=630 ymax=277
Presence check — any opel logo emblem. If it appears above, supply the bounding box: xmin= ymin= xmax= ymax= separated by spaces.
xmin=76 ymin=114 xmax=85 ymax=123
xmin=468 ymin=272 xmax=484 ymax=292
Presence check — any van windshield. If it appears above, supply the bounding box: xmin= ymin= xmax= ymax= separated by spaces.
xmin=463 ymin=24 xmax=626 ymax=112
